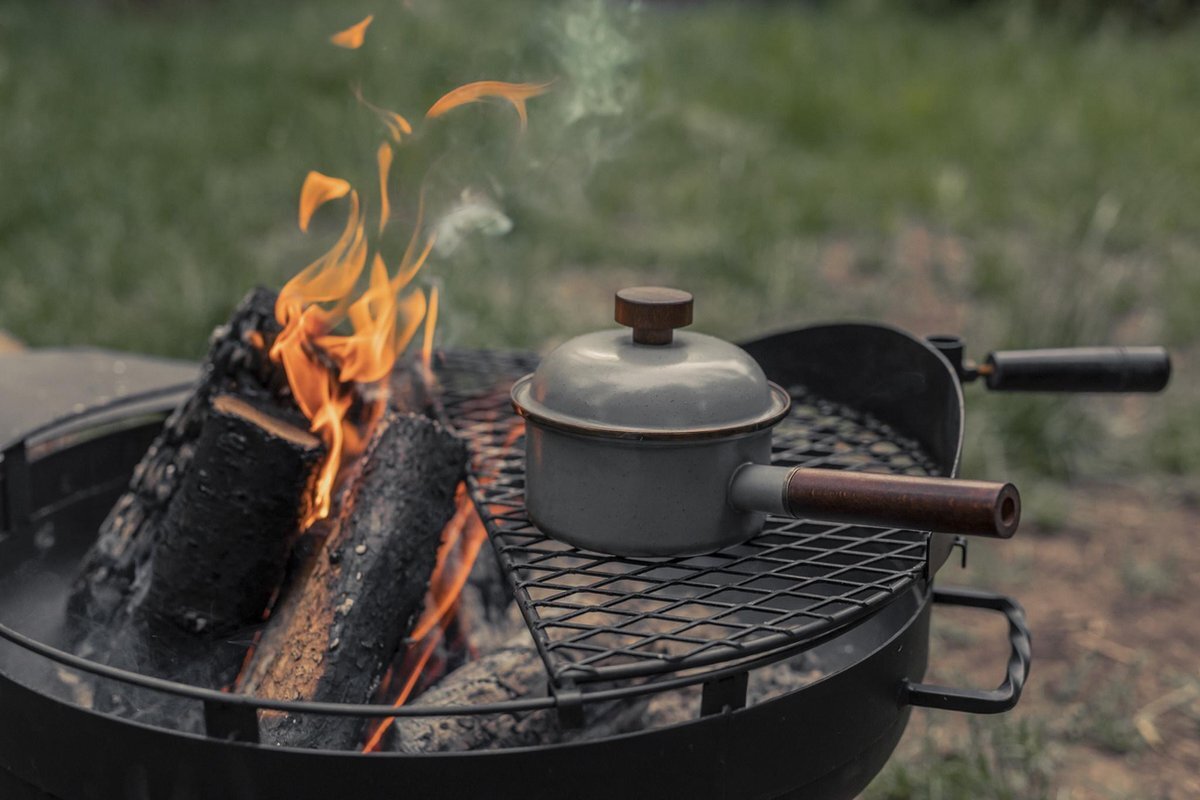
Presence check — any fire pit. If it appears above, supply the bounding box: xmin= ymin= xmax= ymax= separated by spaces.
xmin=0 ymin=317 xmax=1063 ymax=800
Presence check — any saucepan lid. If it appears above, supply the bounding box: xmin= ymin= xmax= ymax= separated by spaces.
xmin=510 ymin=287 xmax=791 ymax=440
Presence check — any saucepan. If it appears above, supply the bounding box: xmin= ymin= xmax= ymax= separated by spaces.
xmin=511 ymin=287 xmax=1021 ymax=556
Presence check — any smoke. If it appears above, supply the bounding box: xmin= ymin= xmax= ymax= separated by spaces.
xmin=433 ymin=190 xmax=513 ymax=258
xmin=548 ymin=0 xmax=641 ymax=151
xmin=416 ymin=0 xmax=642 ymax=226
xmin=413 ymin=1 xmax=645 ymax=348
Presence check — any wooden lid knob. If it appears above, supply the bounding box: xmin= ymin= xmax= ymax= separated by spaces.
xmin=615 ymin=287 xmax=694 ymax=345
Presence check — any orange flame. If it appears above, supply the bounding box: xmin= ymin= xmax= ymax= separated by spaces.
xmin=354 ymin=86 xmax=414 ymax=144
xmin=426 ymin=81 xmax=552 ymax=131
xmin=421 ymin=284 xmax=439 ymax=376
xmin=272 ymin=18 xmax=548 ymax=529
xmin=298 ymin=172 xmax=352 ymax=233
xmin=376 ymin=143 xmax=393 ymax=234
xmin=361 ymin=624 xmax=444 ymax=753
xmin=272 ymin=173 xmax=435 ymax=525
xmin=330 ymin=15 xmax=373 ymax=49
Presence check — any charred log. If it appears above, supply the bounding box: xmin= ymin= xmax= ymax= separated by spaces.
xmin=387 ymin=589 xmax=826 ymax=753
xmin=70 ymin=287 xmax=292 ymax=629
xmin=389 ymin=646 xmax=553 ymax=753
xmin=134 ymin=394 xmax=321 ymax=638
xmin=238 ymin=411 xmax=466 ymax=750
xmin=387 ymin=646 xmax=647 ymax=753
xmin=79 ymin=394 xmax=322 ymax=725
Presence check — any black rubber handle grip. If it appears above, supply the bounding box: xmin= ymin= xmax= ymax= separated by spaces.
xmin=905 ymin=586 xmax=1031 ymax=714
xmin=984 ymin=346 xmax=1171 ymax=393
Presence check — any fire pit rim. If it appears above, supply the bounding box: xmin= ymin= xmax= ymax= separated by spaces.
xmin=0 ymin=566 xmax=918 ymax=720
xmin=0 ymin=340 xmax=939 ymax=725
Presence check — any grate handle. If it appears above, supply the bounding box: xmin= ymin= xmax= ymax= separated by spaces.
xmin=904 ymin=586 xmax=1031 ymax=714
xmin=982 ymin=346 xmax=1170 ymax=393
xmin=730 ymin=465 xmax=1020 ymax=539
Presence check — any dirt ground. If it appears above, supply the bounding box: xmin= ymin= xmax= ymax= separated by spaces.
xmin=811 ymin=224 xmax=1200 ymax=799
xmin=891 ymin=479 xmax=1200 ymax=799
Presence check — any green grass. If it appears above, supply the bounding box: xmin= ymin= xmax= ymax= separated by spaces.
xmin=866 ymin=715 xmax=1056 ymax=800
xmin=1063 ymin=663 xmax=1146 ymax=755
xmin=1 ymin=0 xmax=1197 ymax=483
xmin=1120 ymin=556 xmax=1180 ymax=599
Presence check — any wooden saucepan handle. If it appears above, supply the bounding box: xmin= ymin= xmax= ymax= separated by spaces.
xmin=729 ymin=464 xmax=1020 ymax=539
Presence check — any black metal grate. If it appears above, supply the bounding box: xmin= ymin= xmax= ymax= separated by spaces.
xmin=436 ymin=349 xmax=936 ymax=686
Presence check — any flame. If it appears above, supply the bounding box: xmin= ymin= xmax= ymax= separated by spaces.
xmin=426 ymin=81 xmax=552 ymax=131
xmin=330 ymin=15 xmax=373 ymax=49
xmin=361 ymin=624 xmax=444 ymax=753
xmin=272 ymin=173 xmax=435 ymax=525
xmin=421 ymin=284 xmax=439 ymax=376
xmin=411 ymin=486 xmax=487 ymax=641
xmin=298 ymin=172 xmax=352 ymax=233
xmin=361 ymin=494 xmax=487 ymax=753
xmin=271 ymin=16 xmax=549 ymax=529
xmin=376 ymin=143 xmax=393 ymax=234
xmin=354 ymin=86 xmax=414 ymax=144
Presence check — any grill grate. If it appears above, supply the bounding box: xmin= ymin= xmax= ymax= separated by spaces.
xmin=436 ymin=349 xmax=936 ymax=686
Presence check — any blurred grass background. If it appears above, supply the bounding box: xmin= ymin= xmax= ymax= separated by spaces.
xmin=2 ymin=0 xmax=1197 ymax=487
xmin=1 ymin=1 xmax=1198 ymax=796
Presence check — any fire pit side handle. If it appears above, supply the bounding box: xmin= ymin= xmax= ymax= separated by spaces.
xmin=903 ymin=586 xmax=1031 ymax=714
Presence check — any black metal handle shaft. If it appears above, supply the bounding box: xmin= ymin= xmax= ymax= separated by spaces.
xmin=983 ymin=346 xmax=1170 ymax=393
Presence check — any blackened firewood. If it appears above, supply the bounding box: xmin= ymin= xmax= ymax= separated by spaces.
xmin=134 ymin=394 xmax=321 ymax=638
xmin=387 ymin=646 xmax=648 ymax=753
xmin=386 ymin=632 xmax=826 ymax=752
xmin=79 ymin=395 xmax=322 ymax=728
xmin=238 ymin=411 xmax=466 ymax=750
xmin=389 ymin=646 xmax=554 ymax=752
xmin=70 ymin=288 xmax=292 ymax=630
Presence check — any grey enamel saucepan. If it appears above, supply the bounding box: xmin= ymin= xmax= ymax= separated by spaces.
xmin=511 ymin=287 xmax=1021 ymax=556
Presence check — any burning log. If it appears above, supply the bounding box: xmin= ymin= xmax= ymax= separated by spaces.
xmin=76 ymin=400 xmax=321 ymax=724
xmin=75 ymin=397 xmax=322 ymax=723
xmin=70 ymin=288 xmax=292 ymax=630
xmin=133 ymin=394 xmax=321 ymax=639
xmin=238 ymin=410 xmax=467 ymax=750
xmin=65 ymin=290 xmax=327 ymax=727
